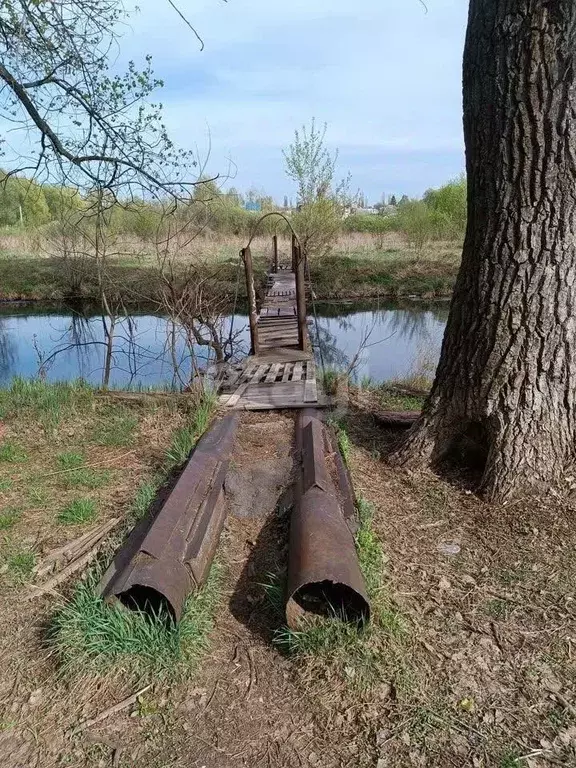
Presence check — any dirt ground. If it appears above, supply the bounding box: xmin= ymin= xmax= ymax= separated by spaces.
xmin=1 ymin=396 xmax=576 ymax=767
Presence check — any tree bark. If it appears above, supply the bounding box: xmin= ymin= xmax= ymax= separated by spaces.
xmin=393 ymin=1 xmax=576 ymax=502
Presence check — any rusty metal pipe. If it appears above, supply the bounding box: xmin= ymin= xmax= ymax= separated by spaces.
xmin=286 ymin=410 xmax=370 ymax=628
xmin=98 ymin=413 xmax=239 ymax=621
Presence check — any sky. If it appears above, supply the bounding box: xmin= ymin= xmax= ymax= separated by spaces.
xmin=5 ymin=0 xmax=469 ymax=204
xmin=113 ymin=0 xmax=469 ymax=203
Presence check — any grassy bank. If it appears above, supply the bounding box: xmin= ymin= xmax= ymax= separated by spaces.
xmin=0 ymin=379 xmax=222 ymax=764
xmin=0 ymin=232 xmax=460 ymax=303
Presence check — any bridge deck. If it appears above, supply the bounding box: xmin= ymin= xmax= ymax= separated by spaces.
xmin=219 ymin=265 xmax=325 ymax=410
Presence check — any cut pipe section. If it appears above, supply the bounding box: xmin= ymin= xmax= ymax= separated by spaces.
xmin=99 ymin=413 xmax=239 ymax=622
xmin=286 ymin=409 xmax=370 ymax=628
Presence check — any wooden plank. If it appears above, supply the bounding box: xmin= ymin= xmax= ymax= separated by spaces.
xmin=251 ymin=364 xmax=269 ymax=383
xmin=304 ymin=379 xmax=318 ymax=403
xmin=226 ymin=381 xmax=251 ymax=407
xmin=282 ymin=363 xmax=293 ymax=382
xmin=265 ymin=363 xmax=281 ymax=383
xmin=293 ymin=362 xmax=303 ymax=381
xmin=305 ymin=359 xmax=316 ymax=380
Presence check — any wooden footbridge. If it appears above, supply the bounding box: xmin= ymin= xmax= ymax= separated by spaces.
xmin=219 ymin=236 xmax=325 ymax=410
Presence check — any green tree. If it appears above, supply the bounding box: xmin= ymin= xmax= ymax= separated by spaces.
xmin=424 ymin=176 xmax=467 ymax=239
xmin=283 ymin=118 xmax=338 ymax=205
xmin=283 ymin=119 xmax=349 ymax=258
xmin=0 ymin=1 xmax=195 ymax=197
xmin=0 ymin=174 xmax=49 ymax=226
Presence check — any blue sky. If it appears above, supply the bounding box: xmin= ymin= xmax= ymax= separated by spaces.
xmin=122 ymin=0 xmax=468 ymax=203
xmin=6 ymin=1 xmax=468 ymax=203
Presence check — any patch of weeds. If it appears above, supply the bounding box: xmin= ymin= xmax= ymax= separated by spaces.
xmin=57 ymin=452 xmax=85 ymax=470
xmin=408 ymin=705 xmax=445 ymax=744
xmin=499 ymin=751 xmax=521 ymax=768
xmin=5 ymin=549 xmax=35 ymax=581
xmin=129 ymin=476 xmax=161 ymax=521
xmin=0 ymin=440 xmax=27 ymax=463
xmin=377 ymin=385 xmax=424 ymax=412
xmin=0 ymin=478 xmax=13 ymax=492
xmin=0 ymin=378 xmax=93 ymax=427
xmin=548 ymin=706 xmax=569 ymax=730
xmin=92 ymin=409 xmax=138 ymax=447
xmin=27 ymin=485 xmax=50 ymax=506
xmin=49 ymin=563 xmax=222 ymax=682
xmin=337 ymin=428 xmax=351 ymax=466
xmin=484 ymin=598 xmax=509 ymax=620
xmin=0 ymin=507 xmax=21 ymax=531
xmin=165 ymin=396 xmax=216 ymax=468
xmin=62 ymin=468 xmax=112 ymax=490
xmin=498 ymin=566 xmax=527 ymax=585
xmin=58 ymin=498 xmax=97 ymax=525
xmin=322 ymin=369 xmax=341 ymax=397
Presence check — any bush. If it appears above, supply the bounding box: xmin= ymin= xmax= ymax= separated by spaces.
xmin=343 ymin=214 xmax=395 ymax=234
xmin=423 ymin=176 xmax=467 ymax=240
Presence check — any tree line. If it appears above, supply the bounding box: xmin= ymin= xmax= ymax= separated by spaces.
xmin=0 ymin=169 xmax=467 ymax=248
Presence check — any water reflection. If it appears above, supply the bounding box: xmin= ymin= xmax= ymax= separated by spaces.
xmin=0 ymin=301 xmax=448 ymax=388
xmin=311 ymin=301 xmax=447 ymax=382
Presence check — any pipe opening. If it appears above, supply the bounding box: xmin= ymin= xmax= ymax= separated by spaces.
xmin=118 ymin=585 xmax=176 ymax=624
xmin=288 ymin=580 xmax=370 ymax=625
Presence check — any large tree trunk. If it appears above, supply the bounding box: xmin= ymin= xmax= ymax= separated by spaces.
xmin=393 ymin=1 xmax=576 ymax=502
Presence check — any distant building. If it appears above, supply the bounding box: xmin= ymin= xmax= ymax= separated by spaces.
xmin=244 ymin=201 xmax=261 ymax=212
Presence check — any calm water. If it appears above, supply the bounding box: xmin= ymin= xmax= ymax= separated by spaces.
xmin=0 ymin=301 xmax=449 ymax=389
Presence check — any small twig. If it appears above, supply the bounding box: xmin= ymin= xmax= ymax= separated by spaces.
xmin=75 ymin=685 xmax=152 ymax=731
xmin=550 ymin=690 xmax=576 ymax=719
xmin=32 ymin=451 xmax=136 ymax=479
xmin=245 ymin=647 xmax=257 ymax=700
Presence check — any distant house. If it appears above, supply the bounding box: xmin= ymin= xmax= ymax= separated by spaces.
xmin=244 ymin=201 xmax=261 ymax=212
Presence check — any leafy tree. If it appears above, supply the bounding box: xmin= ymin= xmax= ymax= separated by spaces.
xmin=389 ymin=195 xmax=398 ymax=206
xmin=0 ymin=174 xmax=49 ymax=226
xmin=42 ymin=185 xmax=83 ymax=221
xmin=424 ymin=176 xmax=467 ymax=239
xmin=394 ymin=1 xmax=576 ymax=501
xmin=283 ymin=118 xmax=338 ymax=205
xmin=284 ymin=119 xmax=352 ymax=258
xmin=0 ymin=0 xmax=196 ymax=197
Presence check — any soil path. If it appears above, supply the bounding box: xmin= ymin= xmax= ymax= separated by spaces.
xmin=159 ymin=411 xmax=353 ymax=768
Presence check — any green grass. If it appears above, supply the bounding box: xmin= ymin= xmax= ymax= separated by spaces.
xmin=57 ymin=452 xmax=85 ymax=469
xmin=0 ymin=479 xmax=13 ymax=492
xmin=337 ymin=428 xmax=351 ymax=466
xmin=58 ymin=498 xmax=97 ymax=525
xmin=0 ymin=507 xmax=21 ymax=530
xmin=92 ymin=410 xmax=138 ymax=447
xmin=0 ymin=377 xmax=93 ymax=427
xmin=5 ymin=549 xmax=35 ymax=581
xmin=499 ymin=752 xmax=521 ymax=768
xmin=63 ymin=468 xmax=112 ymax=490
xmin=0 ymin=440 xmax=28 ymax=463
xmin=264 ymin=495 xmax=407 ymax=692
xmin=164 ymin=395 xmax=216 ymax=468
xmin=48 ymin=563 xmax=222 ymax=682
xmin=56 ymin=451 xmax=112 ymax=489
xmin=129 ymin=476 xmax=161 ymax=521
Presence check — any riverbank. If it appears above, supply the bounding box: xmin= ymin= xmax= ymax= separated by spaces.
xmin=2 ymin=379 xmax=574 ymax=767
xmin=0 ymin=234 xmax=460 ymax=303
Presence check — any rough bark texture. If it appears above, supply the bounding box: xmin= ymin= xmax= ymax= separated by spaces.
xmin=394 ymin=1 xmax=576 ymax=501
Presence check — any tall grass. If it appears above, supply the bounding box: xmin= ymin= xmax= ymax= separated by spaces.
xmin=0 ymin=377 xmax=93 ymax=426
xmin=49 ymin=564 xmax=222 ymax=682
xmin=48 ymin=389 xmax=221 ymax=679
